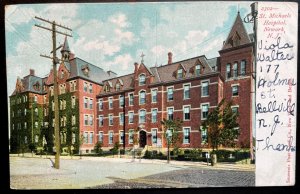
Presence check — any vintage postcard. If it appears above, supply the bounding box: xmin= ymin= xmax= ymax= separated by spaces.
xmin=5 ymin=0 xmax=297 ymax=189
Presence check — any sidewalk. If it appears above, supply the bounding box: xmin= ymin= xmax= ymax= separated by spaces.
xmin=10 ymin=153 xmax=255 ymax=171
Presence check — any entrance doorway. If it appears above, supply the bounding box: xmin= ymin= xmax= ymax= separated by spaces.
xmin=139 ymin=130 xmax=147 ymax=148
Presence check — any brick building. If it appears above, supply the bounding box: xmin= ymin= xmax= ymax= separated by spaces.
xmin=9 ymin=12 xmax=254 ymax=154
xmin=96 ymin=12 xmax=254 ymax=151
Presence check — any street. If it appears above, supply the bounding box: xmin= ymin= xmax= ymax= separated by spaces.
xmin=10 ymin=155 xmax=254 ymax=189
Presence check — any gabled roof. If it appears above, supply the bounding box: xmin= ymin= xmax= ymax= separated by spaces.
xmin=222 ymin=12 xmax=251 ymax=50
xmin=99 ymin=73 xmax=134 ymax=95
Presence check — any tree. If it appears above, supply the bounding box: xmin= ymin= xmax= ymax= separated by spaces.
xmin=161 ymin=118 xmax=183 ymax=163
xmin=94 ymin=141 xmax=103 ymax=155
xmin=201 ymin=99 xmax=239 ymax=151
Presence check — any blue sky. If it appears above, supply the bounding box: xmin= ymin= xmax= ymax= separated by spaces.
xmin=5 ymin=1 xmax=254 ymax=98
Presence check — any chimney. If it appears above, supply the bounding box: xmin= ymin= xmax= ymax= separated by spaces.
xmin=29 ymin=69 xmax=35 ymax=76
xmin=134 ymin=62 xmax=139 ymax=73
xmin=168 ymin=52 xmax=173 ymax=65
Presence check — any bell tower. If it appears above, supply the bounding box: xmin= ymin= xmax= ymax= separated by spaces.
xmin=61 ymin=36 xmax=70 ymax=61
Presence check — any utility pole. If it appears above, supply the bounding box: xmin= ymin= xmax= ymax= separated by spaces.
xmin=34 ymin=16 xmax=72 ymax=169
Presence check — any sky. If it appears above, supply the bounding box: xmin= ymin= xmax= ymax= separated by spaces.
xmin=5 ymin=1 xmax=254 ymax=99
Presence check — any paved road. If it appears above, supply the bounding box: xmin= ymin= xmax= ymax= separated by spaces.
xmin=95 ymin=168 xmax=255 ymax=188
xmin=10 ymin=155 xmax=254 ymax=189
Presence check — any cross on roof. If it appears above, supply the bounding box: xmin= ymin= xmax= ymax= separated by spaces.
xmin=140 ymin=52 xmax=145 ymax=63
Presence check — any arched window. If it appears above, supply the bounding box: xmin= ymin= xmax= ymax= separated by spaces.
xmin=139 ymin=74 xmax=146 ymax=86
xmin=139 ymin=90 xmax=146 ymax=104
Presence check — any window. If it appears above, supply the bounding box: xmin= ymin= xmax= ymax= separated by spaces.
xmin=183 ymin=84 xmax=190 ymax=99
xmin=71 ymin=96 xmax=76 ymax=108
xmin=84 ymin=82 xmax=88 ymax=92
xmin=232 ymin=106 xmax=239 ymax=114
xmin=129 ymin=130 xmax=134 ymax=144
xmin=104 ymin=84 xmax=110 ymax=92
xmin=99 ymin=115 xmax=103 ymax=127
xmin=116 ymin=83 xmax=121 ymax=91
xmin=202 ymin=104 xmax=209 ymax=120
xmin=183 ymin=128 xmax=190 ymax=144
xmin=119 ymin=131 xmax=124 ymax=144
xmin=72 ymin=115 xmax=76 ymax=126
xmin=152 ymin=129 xmax=157 ymax=144
xmin=152 ymin=109 xmax=157 ymax=123
xmin=232 ymin=85 xmax=239 ymax=96
xmin=89 ymin=115 xmax=93 ymax=126
xmin=201 ymin=81 xmax=209 ymax=97
xmin=195 ymin=65 xmax=201 ymax=76
xmin=89 ymin=98 xmax=93 ymax=109
xmin=72 ymin=133 xmax=76 ymax=144
xmin=63 ymin=100 xmax=66 ymax=110
xmin=129 ymin=112 xmax=134 ymax=124
xmin=24 ymin=122 xmax=27 ymax=129
xmin=84 ymin=97 xmax=88 ymax=109
xmin=35 ymin=108 xmax=38 ymax=116
xmin=129 ymin=93 xmax=134 ymax=106
xmin=167 ymin=87 xmax=173 ymax=101
xmin=233 ymin=62 xmax=238 ymax=77
xmin=183 ymin=106 xmax=190 ymax=120
xmin=109 ymin=97 xmax=113 ymax=109
xmin=89 ymin=132 xmax=93 ymax=144
xmin=139 ymin=110 xmax=146 ymax=123
xmin=201 ymin=127 xmax=208 ymax=144
xmin=35 ymin=122 xmax=38 ymax=129
xmin=151 ymin=89 xmax=157 ymax=103
xmin=84 ymin=115 xmax=88 ymax=125
xmin=109 ymin=131 xmax=113 ymax=144
xmin=119 ymin=95 xmax=124 ymax=107
xmin=119 ymin=113 xmax=124 ymax=125
xmin=177 ymin=68 xmax=183 ymax=78
xmin=98 ymin=132 xmax=103 ymax=143
xmin=168 ymin=107 xmax=174 ymax=120
xmin=98 ymin=99 xmax=103 ymax=110
xmin=89 ymin=83 xmax=93 ymax=93
xmin=139 ymin=74 xmax=146 ymax=85
xmin=109 ymin=114 xmax=113 ymax=126
xmin=139 ymin=91 xmax=146 ymax=104
xmin=34 ymin=95 xmax=37 ymax=103
xmin=226 ymin=64 xmax=231 ymax=79
xmin=240 ymin=60 xmax=246 ymax=75
xmin=84 ymin=132 xmax=88 ymax=143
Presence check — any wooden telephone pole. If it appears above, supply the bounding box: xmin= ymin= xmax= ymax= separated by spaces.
xmin=34 ymin=16 xmax=72 ymax=169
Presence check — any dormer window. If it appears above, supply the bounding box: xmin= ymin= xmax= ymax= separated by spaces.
xmin=195 ymin=65 xmax=201 ymax=76
xmin=104 ymin=84 xmax=110 ymax=92
xmin=116 ymin=83 xmax=121 ymax=91
xmin=139 ymin=74 xmax=146 ymax=86
xmin=33 ymin=82 xmax=40 ymax=91
xmin=177 ymin=69 xmax=183 ymax=78
xmin=81 ymin=64 xmax=90 ymax=77
xmin=232 ymin=32 xmax=241 ymax=47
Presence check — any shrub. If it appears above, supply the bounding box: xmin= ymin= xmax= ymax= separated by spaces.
xmin=109 ymin=142 xmax=120 ymax=155
xmin=94 ymin=142 xmax=103 ymax=155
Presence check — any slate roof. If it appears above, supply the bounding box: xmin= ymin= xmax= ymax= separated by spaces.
xmin=11 ymin=74 xmax=46 ymax=95
xmin=98 ymin=55 xmax=218 ymax=96
xmin=222 ymin=12 xmax=251 ymax=50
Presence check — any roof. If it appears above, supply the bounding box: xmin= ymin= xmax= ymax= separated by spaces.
xmin=11 ymin=74 xmax=45 ymax=96
xmin=61 ymin=36 xmax=70 ymax=53
xmin=222 ymin=12 xmax=251 ymax=50
xmin=98 ymin=55 xmax=218 ymax=95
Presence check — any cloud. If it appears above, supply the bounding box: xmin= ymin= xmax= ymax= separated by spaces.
xmin=105 ymin=54 xmax=134 ymax=72
xmin=109 ymin=13 xmax=129 ymax=28
xmin=5 ymin=6 xmax=36 ymax=26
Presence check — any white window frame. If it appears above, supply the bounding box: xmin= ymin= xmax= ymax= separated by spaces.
xmin=201 ymin=103 xmax=210 ymax=120
xmin=183 ymin=105 xmax=191 ymax=121
xmin=84 ymin=97 xmax=88 ymax=109
xmin=139 ymin=109 xmax=146 ymax=123
xmin=89 ymin=98 xmax=93 ymax=109
xmin=151 ymin=88 xmax=158 ymax=103
xmin=109 ymin=131 xmax=114 ymax=145
xmin=139 ymin=74 xmax=146 ymax=86
xmin=89 ymin=132 xmax=94 ymax=144
xmin=98 ymin=115 xmax=104 ymax=127
xmin=183 ymin=83 xmax=191 ymax=99
xmin=139 ymin=90 xmax=146 ymax=105
xmin=98 ymin=131 xmax=103 ymax=143
xmin=151 ymin=128 xmax=158 ymax=145
xmin=109 ymin=97 xmax=113 ymax=109
xmin=128 ymin=111 xmax=134 ymax=124
xmin=119 ymin=112 xmax=124 ymax=125
xmin=119 ymin=95 xmax=124 ymax=107
xmin=128 ymin=129 xmax=134 ymax=144
xmin=151 ymin=108 xmax=158 ymax=123
xmin=109 ymin=114 xmax=113 ymax=126
xmin=98 ymin=98 xmax=103 ymax=111
xmin=183 ymin=127 xmax=191 ymax=144
xmin=167 ymin=86 xmax=174 ymax=101
xmin=167 ymin=107 xmax=174 ymax=120
xmin=84 ymin=114 xmax=89 ymax=126
xmin=119 ymin=130 xmax=124 ymax=144
xmin=201 ymin=80 xmax=209 ymax=97
xmin=128 ymin=92 xmax=134 ymax=106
